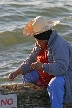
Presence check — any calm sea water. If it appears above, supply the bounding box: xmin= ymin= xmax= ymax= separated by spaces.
xmin=0 ymin=0 xmax=72 ymax=85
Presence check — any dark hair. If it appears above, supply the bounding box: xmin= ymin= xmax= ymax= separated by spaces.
xmin=34 ymin=30 xmax=52 ymax=40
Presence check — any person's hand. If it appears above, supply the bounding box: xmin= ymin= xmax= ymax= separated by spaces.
xmin=8 ymin=71 xmax=18 ymax=81
xmin=30 ymin=62 xmax=43 ymax=70
xmin=8 ymin=69 xmax=23 ymax=81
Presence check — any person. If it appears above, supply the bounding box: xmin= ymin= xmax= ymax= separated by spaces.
xmin=8 ymin=16 xmax=72 ymax=108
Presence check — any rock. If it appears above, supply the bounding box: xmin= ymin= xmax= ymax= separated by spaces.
xmin=0 ymin=83 xmax=50 ymax=108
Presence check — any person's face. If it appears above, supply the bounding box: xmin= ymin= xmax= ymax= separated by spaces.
xmin=35 ymin=38 xmax=48 ymax=49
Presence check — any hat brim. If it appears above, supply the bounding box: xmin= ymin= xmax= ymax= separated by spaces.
xmin=23 ymin=20 xmax=34 ymax=36
xmin=23 ymin=19 xmax=60 ymax=37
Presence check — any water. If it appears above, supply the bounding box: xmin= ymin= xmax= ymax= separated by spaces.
xmin=0 ymin=0 xmax=72 ymax=85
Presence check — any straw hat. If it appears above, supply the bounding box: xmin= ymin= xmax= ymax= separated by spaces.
xmin=23 ymin=16 xmax=60 ymax=36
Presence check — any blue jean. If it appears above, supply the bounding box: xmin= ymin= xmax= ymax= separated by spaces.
xmin=47 ymin=76 xmax=65 ymax=108
xmin=22 ymin=70 xmax=65 ymax=108
xmin=22 ymin=70 xmax=39 ymax=83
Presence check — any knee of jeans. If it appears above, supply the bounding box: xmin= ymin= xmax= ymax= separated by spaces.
xmin=48 ymin=77 xmax=56 ymax=89
xmin=48 ymin=76 xmax=63 ymax=90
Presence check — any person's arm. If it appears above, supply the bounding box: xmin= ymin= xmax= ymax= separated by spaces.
xmin=19 ymin=43 xmax=40 ymax=74
xmin=43 ymin=41 xmax=69 ymax=76
xmin=8 ymin=68 xmax=23 ymax=81
xmin=8 ymin=43 xmax=40 ymax=81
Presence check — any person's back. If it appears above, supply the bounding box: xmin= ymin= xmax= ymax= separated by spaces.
xmin=68 ymin=44 xmax=72 ymax=70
